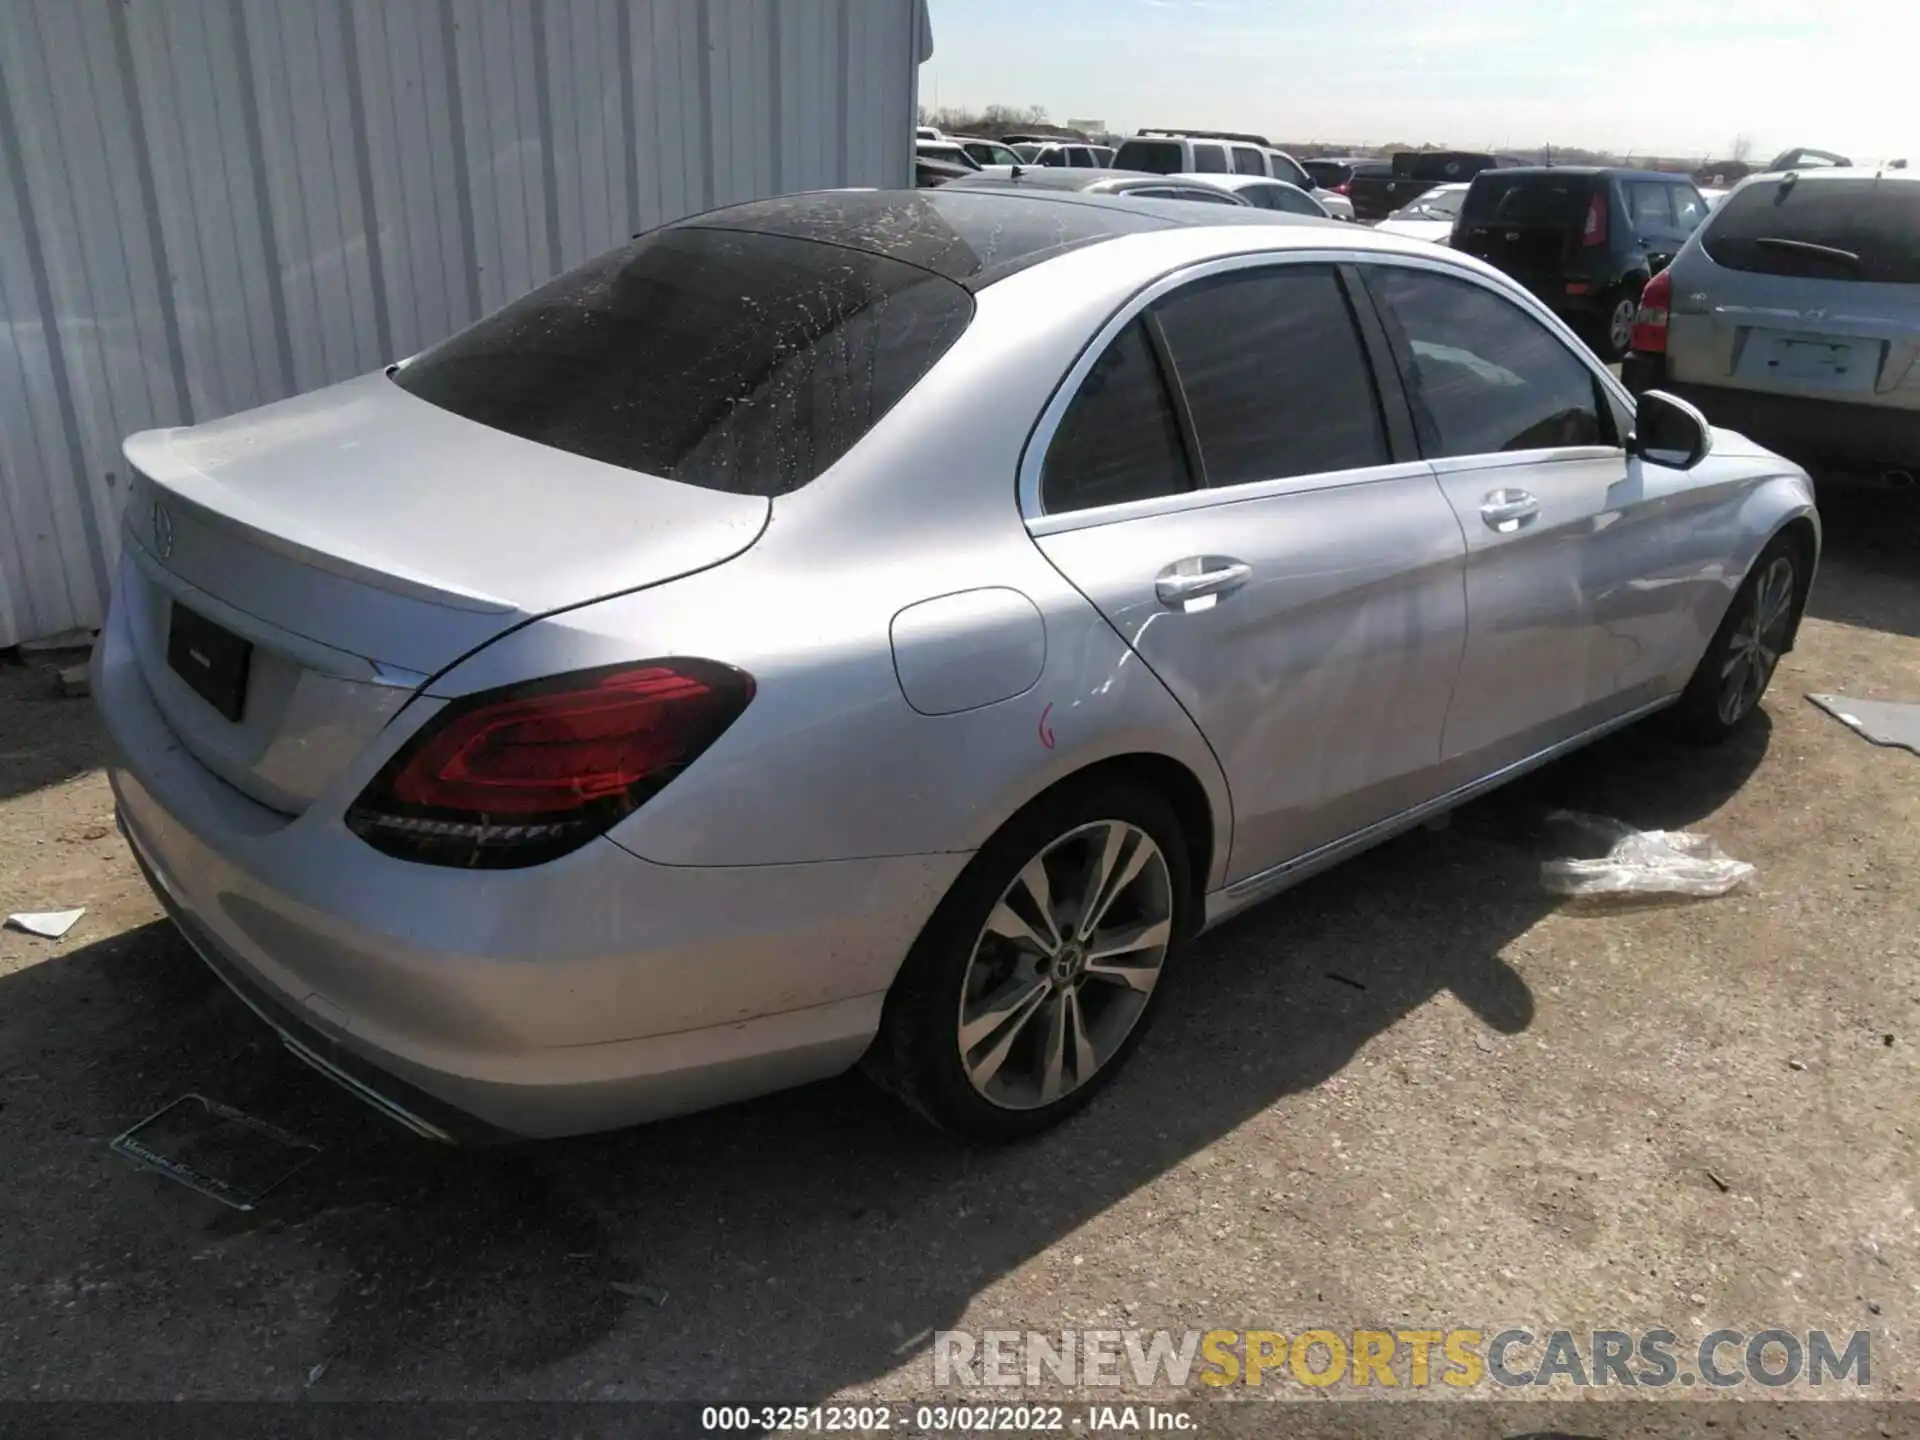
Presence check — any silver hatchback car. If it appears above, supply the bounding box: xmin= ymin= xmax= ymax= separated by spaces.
xmin=1624 ymin=166 xmax=1920 ymax=483
xmin=96 ymin=188 xmax=1818 ymax=1145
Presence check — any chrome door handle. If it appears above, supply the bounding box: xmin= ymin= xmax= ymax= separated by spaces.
xmin=1155 ymin=558 xmax=1252 ymax=606
xmin=1479 ymin=489 xmax=1540 ymax=532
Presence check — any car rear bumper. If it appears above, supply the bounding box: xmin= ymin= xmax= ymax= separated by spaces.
xmin=93 ymin=592 xmax=967 ymax=1140
xmin=1622 ymin=358 xmax=1920 ymax=474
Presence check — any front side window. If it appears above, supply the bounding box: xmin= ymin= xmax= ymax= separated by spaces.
xmin=1252 ymin=184 xmax=1319 ymax=215
xmin=394 ymin=226 xmax=973 ymax=496
xmin=1040 ymin=320 xmax=1194 ymax=514
xmin=1269 ymin=154 xmax=1312 ymax=190
xmin=1037 ymin=147 xmax=1066 ymax=168
xmin=1232 ymin=146 xmax=1266 ymax=176
xmin=1151 ymin=266 xmax=1389 ymax=485
xmin=1191 ymin=144 xmax=1229 ymax=174
xmin=1365 ymin=267 xmax=1606 ymax=457
xmin=1670 ymin=185 xmax=1708 ymax=230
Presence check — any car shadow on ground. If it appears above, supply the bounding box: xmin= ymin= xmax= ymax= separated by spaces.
xmin=0 ymin=657 xmax=106 ymax=803
xmin=0 ymin=712 xmax=1769 ymax=1397
xmin=1802 ymin=482 xmax=1920 ymax=640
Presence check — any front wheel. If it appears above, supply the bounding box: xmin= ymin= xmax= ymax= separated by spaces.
xmin=865 ymin=778 xmax=1192 ymax=1143
xmin=1668 ymin=535 xmax=1804 ymax=743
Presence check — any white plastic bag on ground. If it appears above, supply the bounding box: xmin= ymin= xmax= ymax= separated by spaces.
xmin=1540 ymin=811 xmax=1754 ymax=899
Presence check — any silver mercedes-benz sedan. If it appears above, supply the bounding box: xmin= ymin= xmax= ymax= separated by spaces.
xmin=96 ymin=186 xmax=1818 ymax=1145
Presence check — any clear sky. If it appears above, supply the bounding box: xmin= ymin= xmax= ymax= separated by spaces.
xmin=921 ymin=0 xmax=1912 ymax=163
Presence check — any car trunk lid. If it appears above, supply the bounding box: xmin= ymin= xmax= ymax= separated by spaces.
xmin=120 ymin=372 xmax=770 ymax=812
xmin=1454 ymin=173 xmax=1594 ymax=282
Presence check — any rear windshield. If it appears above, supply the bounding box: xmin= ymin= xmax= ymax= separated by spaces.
xmin=393 ymin=227 xmax=973 ymax=496
xmin=1396 ymin=152 xmax=1497 ymax=182
xmin=1462 ymin=173 xmax=1591 ymax=224
xmin=1703 ymin=177 xmax=1920 ymax=284
xmin=1115 ymin=139 xmax=1183 ymax=175
xmin=1303 ymin=161 xmax=1350 ymax=187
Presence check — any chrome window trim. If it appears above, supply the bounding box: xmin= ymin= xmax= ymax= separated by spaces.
xmin=1017 ymin=245 xmax=1634 ymax=527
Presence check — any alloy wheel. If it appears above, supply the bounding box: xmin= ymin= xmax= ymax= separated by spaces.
xmin=1609 ymin=297 xmax=1637 ymax=354
xmin=1718 ymin=554 xmax=1796 ymax=725
xmin=957 ymin=820 xmax=1174 ymax=1111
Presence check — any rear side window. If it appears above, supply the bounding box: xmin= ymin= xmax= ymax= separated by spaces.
xmin=1232 ymin=146 xmax=1266 ymax=176
xmin=1114 ymin=140 xmax=1183 ymax=175
xmin=1041 ymin=320 xmax=1194 ymax=513
xmin=1463 ymin=174 xmax=1589 ymax=224
xmin=1365 ymin=267 xmax=1605 ymax=457
xmin=1069 ymin=147 xmax=1096 ymax=168
xmin=1703 ymin=177 xmax=1920 ymax=283
xmin=1152 ymin=267 xmax=1389 ymax=484
xmin=1628 ymin=181 xmax=1673 ymax=227
xmin=1191 ymin=144 xmax=1229 ymax=174
xmin=394 ymin=227 xmax=972 ymax=496
xmin=1398 ymin=152 xmax=1495 ymax=182
xmin=1037 ymin=148 xmax=1066 ymax=167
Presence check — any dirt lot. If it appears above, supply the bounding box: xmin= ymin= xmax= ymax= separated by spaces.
xmin=1 ymin=488 xmax=1917 ymax=1420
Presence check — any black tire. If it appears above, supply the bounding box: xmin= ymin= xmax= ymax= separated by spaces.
xmin=864 ymin=776 xmax=1193 ymax=1143
xmin=1588 ymin=285 xmax=1642 ymax=363
xmin=1666 ymin=532 xmax=1807 ymax=743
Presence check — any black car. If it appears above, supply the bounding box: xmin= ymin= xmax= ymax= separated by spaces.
xmin=1450 ymin=167 xmax=1712 ymax=360
xmin=1348 ymin=150 xmax=1524 ymax=222
xmin=1301 ymin=156 xmax=1382 ymax=195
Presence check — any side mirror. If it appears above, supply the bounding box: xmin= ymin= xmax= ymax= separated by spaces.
xmin=1629 ymin=389 xmax=1713 ymax=470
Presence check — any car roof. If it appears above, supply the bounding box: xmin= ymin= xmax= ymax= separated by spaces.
xmin=677 ymin=185 xmax=1419 ymax=296
xmin=948 ymin=167 xmax=1150 ymax=192
xmin=1167 ymin=172 xmax=1293 ymax=192
xmin=1479 ymin=166 xmax=1695 ymax=183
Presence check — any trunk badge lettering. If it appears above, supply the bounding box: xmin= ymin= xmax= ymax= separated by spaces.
xmin=152 ymin=500 xmax=174 ymax=560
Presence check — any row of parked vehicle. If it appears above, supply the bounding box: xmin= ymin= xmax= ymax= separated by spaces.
xmin=917 ymin=129 xmax=1917 ymax=484
xmin=914 ymin=126 xmax=1358 ymax=220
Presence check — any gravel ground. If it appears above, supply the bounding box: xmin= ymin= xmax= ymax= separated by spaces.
xmin=0 ymin=487 xmax=1916 ymax=1425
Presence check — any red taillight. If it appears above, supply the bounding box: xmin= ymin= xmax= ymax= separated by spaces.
xmin=1631 ymin=267 xmax=1673 ymax=354
xmin=1582 ymin=190 xmax=1608 ymax=247
xmin=348 ymin=660 xmax=754 ymax=868
xmin=1334 ymin=181 xmax=1351 ymax=195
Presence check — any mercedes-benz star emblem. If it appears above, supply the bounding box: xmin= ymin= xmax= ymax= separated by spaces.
xmin=152 ymin=499 xmax=174 ymax=560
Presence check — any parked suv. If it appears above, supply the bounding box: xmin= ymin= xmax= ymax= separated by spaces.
xmin=1451 ymin=167 xmax=1712 ymax=360
xmin=1349 ymin=150 xmax=1525 ymax=222
xmin=1113 ymin=131 xmax=1236 ymax=176
xmin=1623 ymin=167 xmax=1920 ymax=482
xmin=1116 ymin=130 xmax=1352 ymax=215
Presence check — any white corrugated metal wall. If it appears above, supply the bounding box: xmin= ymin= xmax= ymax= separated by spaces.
xmin=0 ymin=0 xmax=927 ymax=648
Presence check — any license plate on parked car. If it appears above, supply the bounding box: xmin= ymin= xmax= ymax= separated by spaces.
xmin=1746 ymin=330 xmax=1876 ymax=392
xmin=166 ymin=601 xmax=253 ymax=722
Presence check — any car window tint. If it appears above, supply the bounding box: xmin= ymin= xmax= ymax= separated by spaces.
xmin=1037 ymin=148 xmax=1065 ymax=167
xmin=1703 ymin=176 xmax=1920 ymax=283
xmin=1041 ymin=319 xmax=1195 ymax=513
xmin=1367 ymin=267 xmax=1605 ymax=457
xmin=1069 ymin=147 xmax=1094 ymax=167
xmin=1191 ymin=144 xmax=1229 ymax=174
xmin=394 ymin=226 xmax=973 ymax=496
xmin=1265 ymin=185 xmax=1318 ymax=215
xmin=1152 ymin=266 xmax=1388 ymax=485
xmin=1114 ymin=139 xmax=1183 ymax=175
xmin=1175 ymin=187 xmax=1240 ymax=205
xmin=1232 ymin=146 xmax=1266 ymax=176
xmin=1628 ymin=181 xmax=1673 ymax=227
xmin=1670 ymin=185 xmax=1708 ymax=229
xmin=1269 ymin=154 xmax=1312 ymax=190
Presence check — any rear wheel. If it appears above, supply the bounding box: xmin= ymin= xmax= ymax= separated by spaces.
xmin=866 ymin=778 xmax=1191 ymax=1143
xmin=1668 ymin=534 xmax=1804 ymax=742
xmin=1591 ymin=287 xmax=1641 ymax=362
